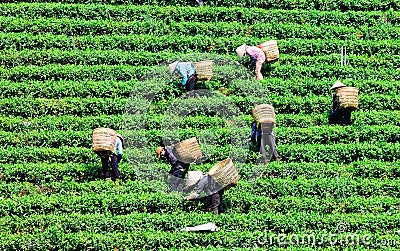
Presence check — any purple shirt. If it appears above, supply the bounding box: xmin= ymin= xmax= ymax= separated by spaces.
xmin=246 ymin=46 xmax=265 ymax=61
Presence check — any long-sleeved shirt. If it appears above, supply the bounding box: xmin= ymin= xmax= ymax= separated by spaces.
xmin=113 ymin=137 xmax=123 ymax=155
xmin=332 ymin=92 xmax=338 ymax=111
xmin=164 ymin=146 xmax=190 ymax=171
xmin=195 ymin=174 xmax=223 ymax=196
xmin=250 ymin=122 xmax=262 ymax=140
xmin=250 ymin=122 xmax=275 ymax=140
xmin=245 ymin=46 xmax=266 ymax=61
xmin=176 ymin=62 xmax=196 ymax=86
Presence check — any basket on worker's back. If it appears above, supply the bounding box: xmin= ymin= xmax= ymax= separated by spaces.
xmin=253 ymin=104 xmax=276 ymax=131
xmin=92 ymin=128 xmax=117 ymax=157
xmin=192 ymin=60 xmax=213 ymax=81
xmin=336 ymin=87 xmax=359 ymax=110
xmin=258 ymin=40 xmax=280 ymax=62
xmin=174 ymin=137 xmax=203 ymax=164
xmin=208 ymin=158 xmax=239 ymax=189
xmin=253 ymin=104 xmax=276 ymax=123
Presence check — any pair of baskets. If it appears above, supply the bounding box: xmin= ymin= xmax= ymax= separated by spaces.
xmin=252 ymin=104 xmax=276 ymax=130
xmin=336 ymin=87 xmax=359 ymax=110
xmin=258 ymin=40 xmax=280 ymax=62
xmin=92 ymin=128 xmax=117 ymax=157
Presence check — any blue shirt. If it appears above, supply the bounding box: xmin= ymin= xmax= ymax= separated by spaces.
xmin=176 ymin=62 xmax=196 ymax=86
xmin=114 ymin=137 xmax=123 ymax=155
xmin=250 ymin=122 xmax=261 ymax=139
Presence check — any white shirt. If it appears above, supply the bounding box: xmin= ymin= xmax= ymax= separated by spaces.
xmin=114 ymin=137 xmax=123 ymax=155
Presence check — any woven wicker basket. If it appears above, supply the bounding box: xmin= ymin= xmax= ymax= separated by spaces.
xmin=174 ymin=137 xmax=203 ymax=164
xmin=192 ymin=60 xmax=213 ymax=81
xmin=258 ymin=40 xmax=280 ymax=62
xmin=208 ymin=158 xmax=239 ymax=189
xmin=252 ymin=104 xmax=276 ymax=123
xmin=337 ymin=87 xmax=359 ymax=110
xmin=92 ymin=128 xmax=117 ymax=157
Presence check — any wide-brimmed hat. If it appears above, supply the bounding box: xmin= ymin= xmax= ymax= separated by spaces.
xmin=186 ymin=170 xmax=203 ymax=187
xmin=236 ymin=44 xmax=247 ymax=59
xmin=330 ymin=81 xmax=346 ymax=90
xmin=168 ymin=61 xmax=179 ymax=75
xmin=156 ymin=146 xmax=164 ymax=159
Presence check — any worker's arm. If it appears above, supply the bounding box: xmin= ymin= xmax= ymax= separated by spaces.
xmin=164 ymin=146 xmax=178 ymax=166
xmin=332 ymin=93 xmax=338 ymax=111
xmin=177 ymin=63 xmax=195 ymax=86
xmin=250 ymin=122 xmax=257 ymax=140
xmin=115 ymin=138 xmax=123 ymax=162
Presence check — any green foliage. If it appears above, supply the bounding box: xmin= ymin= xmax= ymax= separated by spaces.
xmin=0 ymin=1 xmax=399 ymax=250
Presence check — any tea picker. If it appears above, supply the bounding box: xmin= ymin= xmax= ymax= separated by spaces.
xmin=250 ymin=104 xmax=280 ymax=164
xmin=328 ymin=81 xmax=358 ymax=125
xmin=168 ymin=60 xmax=213 ymax=92
xmin=156 ymin=137 xmax=203 ymax=192
xmin=236 ymin=41 xmax=279 ymax=80
xmin=92 ymin=128 xmax=123 ymax=180
xmin=169 ymin=61 xmax=198 ymax=92
xmin=185 ymin=158 xmax=239 ymax=214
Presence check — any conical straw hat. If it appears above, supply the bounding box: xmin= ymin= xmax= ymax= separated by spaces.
xmin=331 ymin=81 xmax=346 ymax=90
xmin=236 ymin=44 xmax=246 ymax=59
xmin=169 ymin=61 xmax=179 ymax=75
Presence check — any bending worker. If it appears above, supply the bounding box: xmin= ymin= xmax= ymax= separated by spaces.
xmin=250 ymin=121 xmax=280 ymax=164
xmin=185 ymin=170 xmax=238 ymax=214
xmin=169 ymin=61 xmax=197 ymax=91
xmin=156 ymin=145 xmax=190 ymax=192
xmin=329 ymin=81 xmax=353 ymax=125
xmin=101 ymin=133 xmax=123 ymax=180
xmin=236 ymin=44 xmax=266 ymax=80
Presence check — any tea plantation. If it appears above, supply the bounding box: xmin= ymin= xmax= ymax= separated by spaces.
xmin=0 ymin=0 xmax=399 ymax=250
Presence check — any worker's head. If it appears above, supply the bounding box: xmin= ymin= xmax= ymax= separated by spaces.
xmin=156 ymin=146 xmax=165 ymax=159
xmin=236 ymin=44 xmax=247 ymax=59
xmin=330 ymin=81 xmax=346 ymax=91
xmin=168 ymin=61 xmax=179 ymax=75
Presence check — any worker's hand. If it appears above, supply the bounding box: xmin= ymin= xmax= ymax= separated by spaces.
xmin=185 ymin=193 xmax=199 ymax=200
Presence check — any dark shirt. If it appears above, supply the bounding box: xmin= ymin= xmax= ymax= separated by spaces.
xmin=250 ymin=122 xmax=261 ymax=140
xmin=332 ymin=92 xmax=338 ymax=111
xmin=195 ymin=175 xmax=223 ymax=196
xmin=164 ymin=146 xmax=190 ymax=171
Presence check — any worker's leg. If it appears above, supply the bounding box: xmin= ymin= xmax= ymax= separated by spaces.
xmin=329 ymin=110 xmax=340 ymax=124
xmin=210 ymin=192 xmax=222 ymax=214
xmin=265 ymin=131 xmax=280 ymax=160
xmin=259 ymin=133 xmax=268 ymax=164
xmin=255 ymin=60 xmax=264 ymax=80
xmin=343 ymin=109 xmax=352 ymax=125
xmin=186 ymin=74 xmax=196 ymax=91
xmin=110 ymin=154 xmax=121 ymax=179
xmin=170 ymin=168 xmax=185 ymax=192
xmin=101 ymin=157 xmax=111 ymax=178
